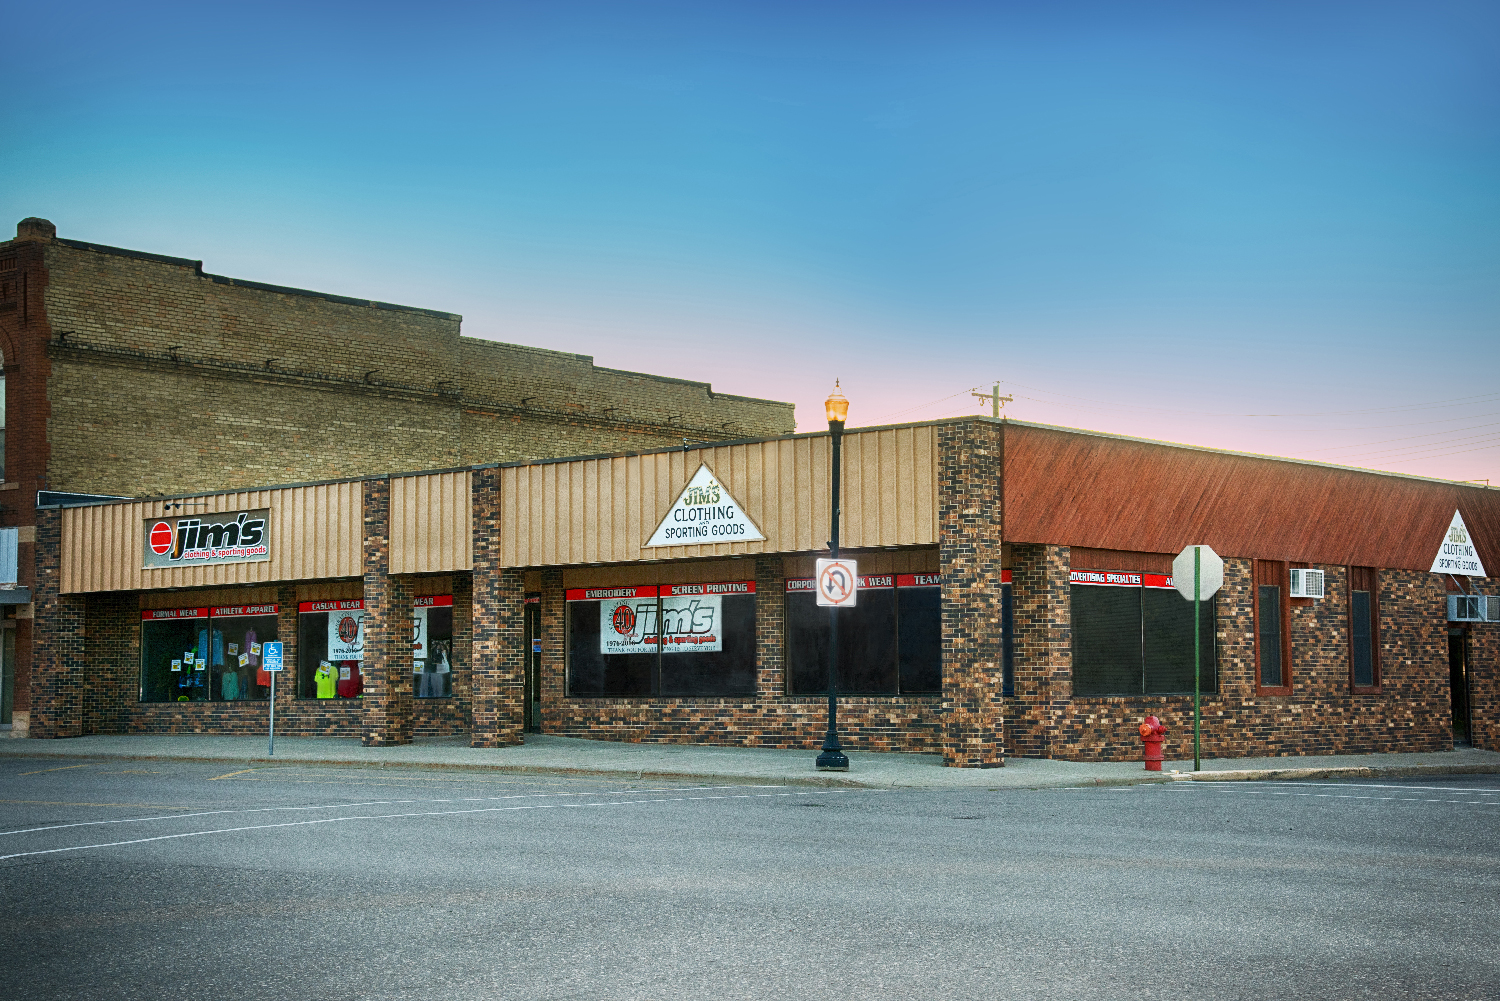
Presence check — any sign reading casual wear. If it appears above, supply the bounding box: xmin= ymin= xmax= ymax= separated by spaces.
xmin=815 ymin=558 xmax=859 ymax=607
xmin=142 ymin=509 xmax=270 ymax=569
xmin=1431 ymin=510 xmax=1487 ymax=577
xmin=298 ymin=600 xmax=365 ymax=660
xmin=644 ymin=464 xmax=765 ymax=547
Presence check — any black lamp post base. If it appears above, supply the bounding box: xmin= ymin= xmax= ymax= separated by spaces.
xmin=815 ymin=749 xmax=849 ymax=771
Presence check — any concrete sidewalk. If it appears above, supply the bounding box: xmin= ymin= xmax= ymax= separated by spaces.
xmin=1 ymin=732 xmax=1497 ymax=789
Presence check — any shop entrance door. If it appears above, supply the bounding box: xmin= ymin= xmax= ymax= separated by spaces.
xmin=1 ymin=620 xmax=13 ymax=726
xmin=1449 ymin=627 xmax=1470 ymax=746
xmin=524 ymin=597 xmax=542 ymax=733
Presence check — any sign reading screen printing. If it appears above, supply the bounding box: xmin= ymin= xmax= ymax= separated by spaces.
xmin=644 ymin=464 xmax=765 ymax=547
xmin=143 ymin=509 xmax=270 ymax=569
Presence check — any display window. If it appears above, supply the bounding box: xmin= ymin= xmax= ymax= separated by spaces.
xmin=785 ymin=574 xmax=943 ymax=696
xmin=565 ymin=582 xmax=757 ymax=697
xmin=139 ymin=605 xmax=278 ymax=703
xmin=297 ymin=600 xmax=365 ymax=699
xmin=1070 ymin=570 xmax=1216 ymax=696
xmin=413 ymin=595 xmax=455 ymax=699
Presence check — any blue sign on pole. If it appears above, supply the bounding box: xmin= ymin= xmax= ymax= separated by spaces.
xmin=263 ymin=641 xmax=284 ymax=756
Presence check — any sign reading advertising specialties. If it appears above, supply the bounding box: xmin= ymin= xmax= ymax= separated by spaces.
xmin=143 ymin=509 xmax=270 ymax=569
xmin=1431 ymin=510 xmax=1487 ymax=577
xmin=645 ymin=464 xmax=766 ymax=548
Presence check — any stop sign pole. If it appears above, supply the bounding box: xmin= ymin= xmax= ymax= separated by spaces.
xmin=1173 ymin=545 xmax=1224 ymax=772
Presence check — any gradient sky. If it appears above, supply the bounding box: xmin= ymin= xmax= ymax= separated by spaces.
xmin=6 ymin=1 xmax=1498 ymax=483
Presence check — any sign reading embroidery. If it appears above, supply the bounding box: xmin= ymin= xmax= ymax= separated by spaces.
xmin=143 ymin=509 xmax=270 ymax=569
xmin=645 ymin=464 xmax=766 ymax=547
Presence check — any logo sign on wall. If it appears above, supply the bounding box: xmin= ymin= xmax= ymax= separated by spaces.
xmin=598 ymin=586 xmax=661 ymax=655
xmin=645 ymin=464 xmax=766 ymax=548
xmin=143 ymin=509 xmax=270 ymax=569
xmin=1431 ymin=510 xmax=1487 ymax=577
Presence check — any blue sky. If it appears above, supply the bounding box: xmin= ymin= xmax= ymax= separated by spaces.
xmin=6 ymin=1 xmax=1498 ymax=482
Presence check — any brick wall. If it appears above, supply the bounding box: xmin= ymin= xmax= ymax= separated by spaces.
xmin=1470 ymin=611 xmax=1498 ymax=752
xmin=1006 ymin=552 xmax=1458 ymax=762
xmin=29 ymin=509 xmax=84 ymax=738
xmin=83 ymin=592 xmax=136 ymax=734
xmin=22 ymin=232 xmax=792 ymax=499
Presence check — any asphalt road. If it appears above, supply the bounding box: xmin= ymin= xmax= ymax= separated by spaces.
xmin=1 ymin=757 xmax=1496 ymax=1001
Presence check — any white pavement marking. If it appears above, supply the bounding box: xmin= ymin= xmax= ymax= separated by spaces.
xmin=1168 ymin=785 xmax=1500 ymax=806
xmin=0 ymin=784 xmax=788 ymax=838
xmin=0 ymin=790 xmax=842 ymax=862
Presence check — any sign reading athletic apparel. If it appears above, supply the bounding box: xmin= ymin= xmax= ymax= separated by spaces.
xmin=1431 ymin=510 xmax=1487 ymax=577
xmin=143 ymin=509 xmax=270 ymax=569
xmin=645 ymin=464 xmax=766 ymax=547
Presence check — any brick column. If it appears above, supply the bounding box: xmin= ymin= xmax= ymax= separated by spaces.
xmin=30 ymin=508 xmax=85 ymax=739
xmin=470 ymin=467 xmax=524 ymax=747
xmin=361 ymin=478 xmax=413 ymax=746
xmin=938 ymin=420 xmax=1005 ymax=767
xmin=754 ymin=555 xmax=786 ymax=701
xmin=451 ymin=572 xmax=474 ymax=733
xmin=540 ymin=568 xmax=564 ymax=731
xmin=1007 ymin=543 xmax=1071 ymax=758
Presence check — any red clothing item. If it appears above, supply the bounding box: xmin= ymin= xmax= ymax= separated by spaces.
xmin=336 ymin=661 xmax=363 ymax=698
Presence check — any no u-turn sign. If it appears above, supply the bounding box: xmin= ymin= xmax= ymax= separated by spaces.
xmin=815 ymin=558 xmax=858 ymax=607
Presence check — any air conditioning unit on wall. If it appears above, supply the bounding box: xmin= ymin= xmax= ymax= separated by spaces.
xmin=1289 ymin=568 xmax=1325 ymax=599
xmin=1449 ymin=594 xmax=1500 ymax=623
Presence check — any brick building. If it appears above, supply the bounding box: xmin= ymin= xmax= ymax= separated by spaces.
xmin=0 ymin=217 xmax=794 ymax=734
xmin=26 ymin=415 xmax=1500 ymax=763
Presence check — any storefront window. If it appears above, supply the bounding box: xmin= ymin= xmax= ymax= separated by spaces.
xmin=566 ymin=583 xmax=757 ymax=698
xmin=298 ymin=600 xmax=365 ymax=699
xmin=786 ymin=574 xmax=941 ymax=696
xmin=209 ymin=605 xmax=278 ymax=701
xmin=1071 ymin=570 xmax=1216 ymax=696
xmin=139 ymin=605 xmax=278 ymax=702
xmin=413 ymin=596 xmax=454 ymax=698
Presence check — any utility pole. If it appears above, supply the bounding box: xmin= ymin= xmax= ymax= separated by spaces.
xmin=971 ymin=383 xmax=1014 ymax=418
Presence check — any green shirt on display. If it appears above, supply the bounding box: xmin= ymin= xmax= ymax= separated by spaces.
xmin=314 ymin=663 xmax=336 ymax=699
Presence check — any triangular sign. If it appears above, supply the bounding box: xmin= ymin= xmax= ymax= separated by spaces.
xmin=645 ymin=464 xmax=765 ymax=548
xmin=1431 ymin=509 xmax=1487 ymax=577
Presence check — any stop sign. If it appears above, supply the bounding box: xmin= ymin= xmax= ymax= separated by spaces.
xmin=1173 ymin=545 xmax=1224 ymax=601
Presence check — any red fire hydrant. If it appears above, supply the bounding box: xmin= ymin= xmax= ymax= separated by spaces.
xmin=1138 ymin=715 xmax=1167 ymax=771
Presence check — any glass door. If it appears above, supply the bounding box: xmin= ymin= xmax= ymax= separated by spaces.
xmin=524 ymin=597 xmax=542 ymax=732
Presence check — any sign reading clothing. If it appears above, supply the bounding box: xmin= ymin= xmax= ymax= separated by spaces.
xmin=1431 ymin=510 xmax=1487 ymax=577
xmin=569 ymin=582 xmax=754 ymax=655
xmin=645 ymin=465 xmax=765 ymax=547
xmin=143 ymin=509 xmax=270 ymax=569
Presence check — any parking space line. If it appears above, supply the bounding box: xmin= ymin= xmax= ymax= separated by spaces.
xmin=0 ymin=789 xmax=847 ymax=862
xmin=15 ymin=765 xmax=91 ymax=777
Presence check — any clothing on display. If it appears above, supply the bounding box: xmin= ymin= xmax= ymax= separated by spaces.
xmin=314 ymin=662 xmax=336 ymax=699
xmin=221 ymin=671 xmax=240 ymax=701
xmin=336 ymin=661 xmax=363 ymax=698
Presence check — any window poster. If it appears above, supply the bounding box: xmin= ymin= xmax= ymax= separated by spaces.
xmin=328 ymin=608 xmax=365 ymax=660
xmin=599 ymin=594 xmax=660 ymax=655
xmin=658 ymin=594 xmax=723 ymax=653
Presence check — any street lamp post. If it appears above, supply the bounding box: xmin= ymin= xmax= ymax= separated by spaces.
xmin=816 ymin=381 xmax=850 ymax=771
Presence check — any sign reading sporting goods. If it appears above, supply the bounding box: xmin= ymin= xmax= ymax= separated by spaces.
xmin=1431 ymin=510 xmax=1487 ymax=577
xmin=645 ymin=464 xmax=766 ymax=547
xmin=143 ymin=509 xmax=270 ymax=569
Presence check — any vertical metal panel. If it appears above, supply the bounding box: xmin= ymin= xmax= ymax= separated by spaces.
xmin=491 ymin=425 xmax=939 ymax=567
xmin=390 ymin=471 xmax=472 ymax=574
xmin=61 ymin=480 xmax=364 ymax=593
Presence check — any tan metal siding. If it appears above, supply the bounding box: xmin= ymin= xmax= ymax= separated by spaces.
xmin=60 ymin=481 xmax=363 ymax=593
xmin=495 ymin=426 xmax=938 ymax=567
xmin=390 ymin=471 xmax=472 ymax=574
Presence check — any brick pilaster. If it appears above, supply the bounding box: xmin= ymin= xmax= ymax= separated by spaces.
xmin=361 ymin=477 xmax=412 ymax=746
xmin=938 ymin=421 xmax=1005 ymax=767
xmin=755 ymin=555 xmax=786 ymax=700
xmin=1006 ymin=543 xmax=1071 ymax=758
xmin=470 ymin=467 xmax=524 ymax=747
xmin=29 ymin=509 xmax=84 ymax=739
